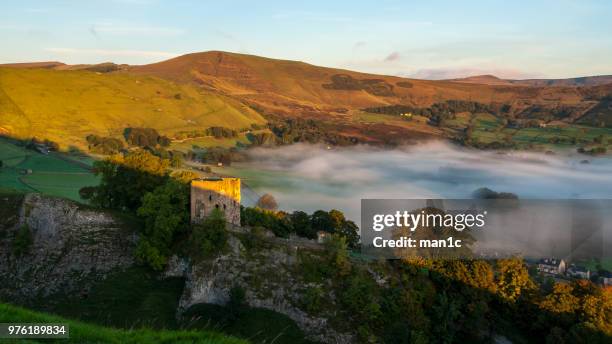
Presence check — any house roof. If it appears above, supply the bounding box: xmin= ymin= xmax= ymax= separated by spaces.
xmin=538 ymin=258 xmax=563 ymax=266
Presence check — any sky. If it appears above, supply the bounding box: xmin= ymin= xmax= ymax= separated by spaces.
xmin=1 ymin=0 xmax=611 ymax=79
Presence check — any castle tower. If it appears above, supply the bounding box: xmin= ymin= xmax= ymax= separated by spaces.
xmin=191 ymin=177 xmax=241 ymax=227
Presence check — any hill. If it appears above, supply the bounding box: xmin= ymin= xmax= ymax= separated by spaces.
xmin=129 ymin=51 xmax=607 ymax=112
xmin=0 ymin=67 xmax=265 ymax=149
xmin=2 ymin=51 xmax=612 ymax=147
xmin=451 ymin=74 xmax=612 ymax=87
xmin=0 ymin=302 xmax=246 ymax=344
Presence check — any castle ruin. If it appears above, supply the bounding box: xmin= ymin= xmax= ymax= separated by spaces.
xmin=191 ymin=177 xmax=241 ymax=227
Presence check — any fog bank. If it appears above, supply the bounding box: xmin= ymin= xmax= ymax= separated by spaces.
xmin=226 ymin=141 xmax=612 ymax=222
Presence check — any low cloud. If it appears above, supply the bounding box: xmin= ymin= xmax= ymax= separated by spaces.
xmin=353 ymin=41 xmax=366 ymax=50
xmin=236 ymin=142 xmax=612 ymax=221
xmin=384 ymin=51 xmax=401 ymax=62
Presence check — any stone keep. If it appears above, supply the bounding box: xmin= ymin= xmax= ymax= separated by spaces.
xmin=191 ymin=178 xmax=241 ymax=226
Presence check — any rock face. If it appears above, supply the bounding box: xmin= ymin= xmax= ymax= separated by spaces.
xmin=168 ymin=234 xmax=354 ymax=344
xmin=0 ymin=194 xmax=351 ymax=343
xmin=0 ymin=194 xmax=136 ymax=301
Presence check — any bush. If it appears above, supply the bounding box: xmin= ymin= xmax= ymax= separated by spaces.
xmin=91 ymin=150 xmax=170 ymax=211
xmin=302 ymin=286 xmax=324 ymax=314
xmin=12 ymin=224 xmax=33 ymax=256
xmin=192 ymin=208 xmax=228 ymax=259
xmin=255 ymin=193 xmax=278 ymax=210
xmin=136 ymin=180 xmax=190 ymax=270
xmin=86 ymin=134 xmax=124 ymax=154
xmin=123 ymin=127 xmax=170 ymax=148
xmin=79 ymin=186 xmax=96 ymax=200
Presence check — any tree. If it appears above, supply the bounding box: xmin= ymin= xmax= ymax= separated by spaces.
xmin=291 ymin=211 xmax=314 ymax=238
xmin=256 ymin=193 xmax=278 ymax=210
xmin=311 ymin=210 xmax=333 ymax=233
xmin=539 ymin=283 xmax=580 ymax=326
xmin=92 ymin=150 xmax=170 ymax=211
xmin=192 ymin=207 xmax=228 ymax=259
xmin=135 ymin=180 xmax=190 ymax=270
xmin=170 ymin=153 xmax=183 ymax=168
xmin=495 ymin=257 xmax=535 ymax=302
xmin=325 ymin=234 xmax=351 ymax=276
xmin=338 ymin=219 xmax=360 ymax=249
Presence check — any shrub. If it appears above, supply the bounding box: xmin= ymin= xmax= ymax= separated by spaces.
xmin=302 ymin=286 xmax=324 ymax=314
xmin=255 ymin=193 xmax=278 ymax=210
xmin=192 ymin=208 xmax=228 ymax=259
xmin=136 ymin=180 xmax=190 ymax=270
xmin=79 ymin=186 xmax=96 ymax=200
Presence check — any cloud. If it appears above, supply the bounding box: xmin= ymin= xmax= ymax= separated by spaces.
xmin=384 ymin=51 xmax=401 ymax=62
xmin=89 ymin=23 xmax=184 ymax=37
xmin=45 ymin=48 xmax=179 ymax=59
xmin=353 ymin=41 xmax=366 ymax=50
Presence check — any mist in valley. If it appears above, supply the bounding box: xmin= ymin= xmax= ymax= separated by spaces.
xmin=224 ymin=142 xmax=612 ymax=258
xmin=230 ymin=141 xmax=612 ymax=221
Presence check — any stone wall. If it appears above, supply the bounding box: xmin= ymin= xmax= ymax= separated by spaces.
xmin=191 ymin=178 xmax=241 ymax=226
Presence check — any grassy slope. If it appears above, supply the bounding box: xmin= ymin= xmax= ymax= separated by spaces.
xmin=0 ymin=67 xmax=265 ymax=150
xmin=0 ymin=303 xmax=246 ymax=344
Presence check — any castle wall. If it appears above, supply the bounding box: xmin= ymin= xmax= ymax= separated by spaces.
xmin=191 ymin=178 xmax=241 ymax=226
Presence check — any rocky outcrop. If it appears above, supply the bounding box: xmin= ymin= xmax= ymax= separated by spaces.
xmin=168 ymin=234 xmax=354 ymax=344
xmin=0 ymin=194 xmax=136 ymax=301
xmin=0 ymin=194 xmax=351 ymax=343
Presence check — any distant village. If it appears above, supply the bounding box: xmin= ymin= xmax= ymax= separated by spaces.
xmin=534 ymin=258 xmax=612 ymax=287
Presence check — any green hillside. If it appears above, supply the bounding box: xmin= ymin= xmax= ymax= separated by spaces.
xmin=0 ymin=302 xmax=246 ymax=344
xmin=0 ymin=68 xmax=265 ymax=150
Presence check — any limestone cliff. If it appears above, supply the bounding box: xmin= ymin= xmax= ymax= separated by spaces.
xmin=166 ymin=232 xmax=354 ymax=344
xmin=0 ymin=194 xmax=352 ymax=343
xmin=0 ymin=194 xmax=136 ymax=301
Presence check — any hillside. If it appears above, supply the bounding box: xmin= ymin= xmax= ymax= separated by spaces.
xmin=451 ymin=74 xmax=612 ymax=87
xmin=127 ymin=52 xmax=612 ymax=139
xmin=0 ymin=302 xmax=246 ymax=344
xmin=0 ymin=67 xmax=265 ymax=149
xmin=129 ymin=51 xmax=607 ymax=113
xmin=2 ymin=51 xmax=612 ymax=148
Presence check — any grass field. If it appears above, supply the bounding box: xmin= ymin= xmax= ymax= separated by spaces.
xmin=0 ymin=67 xmax=265 ymax=150
xmin=0 ymin=302 xmax=246 ymax=344
xmin=39 ymin=267 xmax=186 ymax=329
xmin=429 ymin=111 xmax=612 ymax=150
xmin=0 ymin=140 xmax=98 ymax=201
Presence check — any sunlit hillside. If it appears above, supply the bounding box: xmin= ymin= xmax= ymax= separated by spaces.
xmin=0 ymin=67 xmax=265 ymax=149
